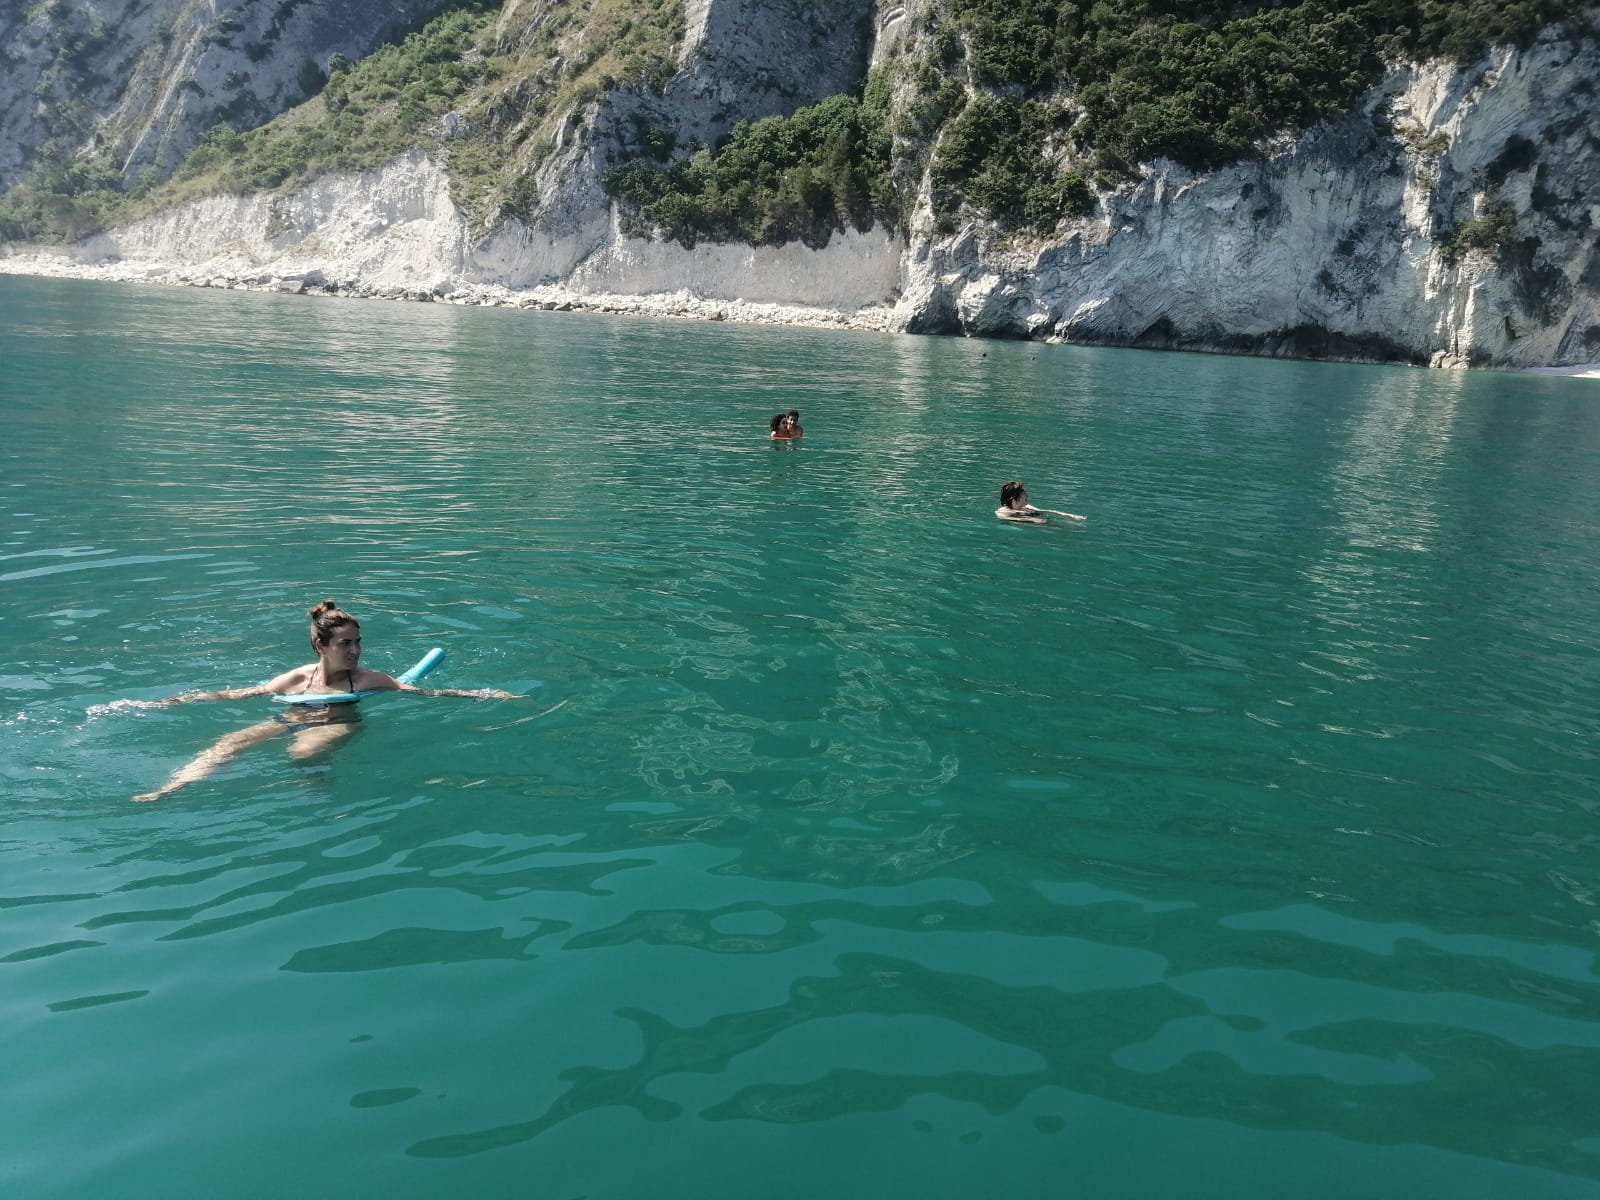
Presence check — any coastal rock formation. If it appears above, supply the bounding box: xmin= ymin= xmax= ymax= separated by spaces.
xmin=0 ymin=1 xmax=449 ymax=189
xmin=464 ymin=0 xmax=876 ymax=291
xmin=65 ymin=147 xmax=901 ymax=316
xmin=5 ymin=1 xmax=1599 ymax=369
xmin=895 ymin=28 xmax=1600 ymax=369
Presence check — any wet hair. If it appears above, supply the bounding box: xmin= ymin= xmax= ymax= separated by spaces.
xmin=1000 ymin=481 xmax=1027 ymax=507
xmin=770 ymin=413 xmax=786 ymax=432
xmin=787 ymin=410 xmax=800 ymax=421
xmin=308 ymin=599 xmax=358 ymax=648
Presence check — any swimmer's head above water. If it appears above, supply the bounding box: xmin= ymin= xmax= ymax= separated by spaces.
xmin=308 ymin=599 xmax=361 ymax=676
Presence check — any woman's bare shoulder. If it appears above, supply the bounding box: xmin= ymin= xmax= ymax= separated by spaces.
xmin=264 ymin=664 xmax=316 ymax=693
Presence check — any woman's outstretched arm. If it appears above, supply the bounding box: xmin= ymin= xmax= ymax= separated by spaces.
xmin=142 ymin=683 xmax=274 ymax=706
xmin=138 ymin=665 xmax=312 ymax=707
xmin=401 ymin=685 xmax=523 ymax=699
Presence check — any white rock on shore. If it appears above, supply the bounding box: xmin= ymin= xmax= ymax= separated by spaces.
xmin=7 ymin=242 xmax=1595 ymax=377
xmin=0 ymin=240 xmax=900 ymax=334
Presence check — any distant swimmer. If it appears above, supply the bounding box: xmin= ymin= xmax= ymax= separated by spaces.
xmin=769 ymin=410 xmax=803 ymax=439
xmin=996 ymin=481 xmax=1085 ymax=524
xmin=131 ymin=599 xmax=518 ymax=802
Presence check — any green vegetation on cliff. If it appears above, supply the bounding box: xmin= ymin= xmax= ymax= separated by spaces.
xmin=604 ymin=79 xmax=896 ymax=249
xmin=1 ymin=0 xmax=685 ymax=241
xmin=944 ymin=0 xmax=1583 ymax=178
xmin=0 ymin=0 xmax=1587 ymax=247
xmin=0 ymin=153 xmax=125 ymax=243
xmin=168 ymin=3 xmax=498 ymax=198
xmin=159 ymin=0 xmax=684 ymax=230
xmin=927 ymin=96 xmax=1094 ymax=233
xmin=607 ymin=0 xmax=1587 ymax=245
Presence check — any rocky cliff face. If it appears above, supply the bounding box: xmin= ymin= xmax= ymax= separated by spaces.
xmin=9 ymin=1 xmax=1600 ymax=368
xmin=468 ymin=0 xmax=875 ymax=289
xmin=0 ymin=0 xmax=447 ymax=189
xmin=895 ymin=23 xmax=1600 ymax=369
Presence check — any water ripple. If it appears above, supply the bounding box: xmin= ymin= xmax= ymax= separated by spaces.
xmin=5 ymin=279 xmax=1600 ymax=1197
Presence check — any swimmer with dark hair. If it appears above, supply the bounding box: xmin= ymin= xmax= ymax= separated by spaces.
xmin=131 ymin=600 xmax=517 ymax=801
xmin=996 ymin=481 xmax=1084 ymax=524
xmin=769 ymin=410 xmax=803 ymax=439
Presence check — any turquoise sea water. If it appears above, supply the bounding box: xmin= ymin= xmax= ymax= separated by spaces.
xmin=2 ymin=273 xmax=1599 ymax=1197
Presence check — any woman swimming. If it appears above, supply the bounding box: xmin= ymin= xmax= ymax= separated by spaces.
xmin=995 ymin=481 xmax=1085 ymax=524
xmin=132 ymin=600 xmax=517 ymax=801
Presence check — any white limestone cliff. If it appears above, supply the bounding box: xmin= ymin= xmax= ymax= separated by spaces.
xmin=5 ymin=2 xmax=1598 ymax=369
xmin=894 ymin=27 xmax=1600 ymax=369
xmin=1 ymin=1 xmax=449 ymax=189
